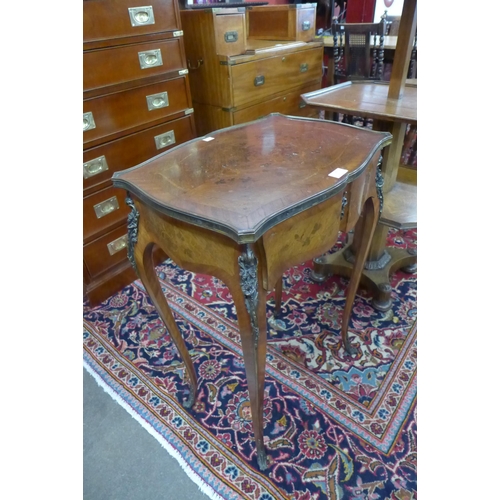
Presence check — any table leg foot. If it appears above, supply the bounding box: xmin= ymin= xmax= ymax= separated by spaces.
xmin=182 ymin=386 xmax=197 ymax=409
xmin=257 ymin=446 xmax=269 ymax=471
xmin=401 ymin=248 xmax=417 ymax=274
xmin=311 ymin=255 xmax=332 ymax=282
xmin=372 ymin=282 xmax=393 ymax=312
xmin=344 ymin=340 xmax=357 ymax=356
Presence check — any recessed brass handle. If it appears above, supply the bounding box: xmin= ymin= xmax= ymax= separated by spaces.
xmin=83 ymin=112 xmax=96 ymax=132
xmin=83 ymin=155 xmax=108 ymax=179
xmin=146 ymin=91 xmax=169 ymax=111
xmin=107 ymin=234 xmax=128 ymax=256
xmin=128 ymin=6 xmax=155 ymax=27
xmin=93 ymin=196 xmax=119 ymax=219
xmin=254 ymin=75 xmax=265 ymax=86
xmin=155 ymin=130 xmax=176 ymax=150
xmin=138 ymin=49 xmax=163 ymax=69
xmin=224 ymin=31 xmax=238 ymax=43
xmin=302 ymin=21 xmax=311 ymax=31
xmin=300 ymin=63 xmax=309 ymax=73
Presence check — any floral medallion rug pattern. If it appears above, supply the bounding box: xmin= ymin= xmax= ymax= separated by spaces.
xmin=83 ymin=228 xmax=417 ymax=500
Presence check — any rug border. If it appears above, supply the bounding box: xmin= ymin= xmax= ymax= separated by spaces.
xmin=83 ymin=358 xmax=223 ymax=500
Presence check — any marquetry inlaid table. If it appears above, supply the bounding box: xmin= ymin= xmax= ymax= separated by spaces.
xmin=112 ymin=113 xmax=391 ymax=471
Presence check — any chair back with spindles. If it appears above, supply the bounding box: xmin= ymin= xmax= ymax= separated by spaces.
xmin=331 ymin=18 xmax=387 ymax=85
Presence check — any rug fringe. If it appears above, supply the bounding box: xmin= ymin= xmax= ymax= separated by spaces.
xmin=83 ymin=359 xmax=226 ymax=500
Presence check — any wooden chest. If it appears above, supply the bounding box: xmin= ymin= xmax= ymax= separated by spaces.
xmin=246 ymin=3 xmax=317 ymax=43
xmin=180 ymin=6 xmax=323 ymax=137
xmin=83 ymin=0 xmax=197 ymax=305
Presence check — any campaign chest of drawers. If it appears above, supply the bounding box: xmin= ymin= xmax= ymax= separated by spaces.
xmin=83 ymin=0 xmax=197 ymax=305
xmin=179 ymin=5 xmax=324 ymax=136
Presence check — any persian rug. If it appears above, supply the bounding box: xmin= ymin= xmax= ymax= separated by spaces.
xmin=83 ymin=228 xmax=417 ymax=500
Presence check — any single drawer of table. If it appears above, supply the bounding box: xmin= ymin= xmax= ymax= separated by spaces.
xmin=84 ymin=186 xmax=130 ymax=243
xmin=246 ymin=4 xmax=316 ymax=42
xmin=84 ymin=0 xmax=180 ymax=46
xmin=230 ymin=46 xmax=323 ymax=108
xmin=83 ymin=76 xmax=192 ymax=146
xmin=84 ymin=37 xmax=186 ymax=92
xmin=232 ymin=80 xmax=322 ymax=124
xmin=83 ymin=223 xmax=130 ymax=279
xmin=84 ymin=114 xmax=196 ymax=195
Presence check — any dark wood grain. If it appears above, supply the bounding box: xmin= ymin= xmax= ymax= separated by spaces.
xmin=83 ymin=37 xmax=186 ymax=93
xmin=84 ymin=114 xmax=197 ymax=197
xmin=83 ymin=77 xmax=192 ymax=148
xmin=113 ymin=113 xmax=391 ymax=243
xmin=83 ymin=0 xmax=181 ymax=46
xmin=301 ymin=81 xmax=417 ymax=125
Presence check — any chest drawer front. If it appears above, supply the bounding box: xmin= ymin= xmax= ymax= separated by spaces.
xmin=83 ymin=76 xmax=192 ymax=145
xmin=84 ymin=0 xmax=180 ymax=45
xmin=84 ymin=186 xmax=130 ymax=243
xmin=84 ymin=114 xmax=196 ymax=195
xmin=296 ymin=8 xmax=316 ymax=42
xmin=214 ymin=13 xmax=247 ymax=56
xmin=84 ymin=223 xmax=130 ymax=278
xmin=230 ymin=47 xmax=323 ymax=108
xmin=84 ymin=38 xmax=185 ymax=92
xmin=232 ymin=80 xmax=322 ymax=124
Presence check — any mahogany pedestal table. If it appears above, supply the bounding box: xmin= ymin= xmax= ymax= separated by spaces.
xmin=301 ymin=81 xmax=417 ymax=311
xmin=112 ymin=113 xmax=391 ymax=471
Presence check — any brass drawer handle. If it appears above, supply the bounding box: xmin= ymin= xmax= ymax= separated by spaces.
xmin=138 ymin=49 xmax=163 ymax=69
xmin=302 ymin=21 xmax=311 ymax=31
xmin=187 ymin=59 xmax=203 ymax=70
xmin=128 ymin=6 xmax=155 ymax=27
xmin=155 ymin=130 xmax=176 ymax=150
xmin=83 ymin=155 xmax=108 ymax=179
xmin=224 ymin=31 xmax=238 ymax=43
xmin=83 ymin=112 xmax=96 ymax=132
xmin=254 ymin=75 xmax=265 ymax=86
xmin=300 ymin=63 xmax=309 ymax=73
xmin=107 ymin=234 xmax=128 ymax=256
xmin=146 ymin=91 xmax=169 ymax=111
xmin=299 ymin=101 xmax=306 ymax=109
xmin=93 ymin=196 xmax=119 ymax=219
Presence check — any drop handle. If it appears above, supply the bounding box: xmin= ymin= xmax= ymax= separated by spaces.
xmin=187 ymin=59 xmax=204 ymax=70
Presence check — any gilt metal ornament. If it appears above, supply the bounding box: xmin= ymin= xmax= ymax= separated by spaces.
xmin=238 ymin=245 xmax=260 ymax=349
xmin=376 ymin=157 xmax=384 ymax=216
xmin=125 ymin=194 xmax=139 ymax=273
